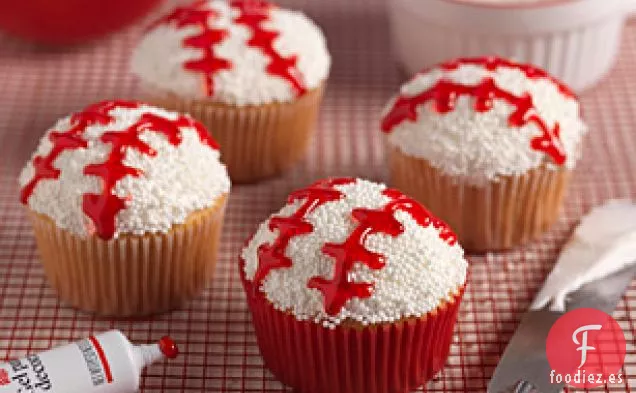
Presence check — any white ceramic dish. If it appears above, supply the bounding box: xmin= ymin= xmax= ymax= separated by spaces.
xmin=388 ymin=0 xmax=635 ymax=91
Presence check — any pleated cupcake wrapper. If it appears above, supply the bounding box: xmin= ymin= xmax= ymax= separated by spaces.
xmin=389 ymin=147 xmax=570 ymax=252
xmin=143 ymin=85 xmax=325 ymax=183
xmin=240 ymin=263 xmax=465 ymax=393
xmin=28 ymin=196 xmax=227 ymax=317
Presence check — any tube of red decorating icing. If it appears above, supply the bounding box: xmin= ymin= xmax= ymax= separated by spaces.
xmin=0 ymin=330 xmax=178 ymax=393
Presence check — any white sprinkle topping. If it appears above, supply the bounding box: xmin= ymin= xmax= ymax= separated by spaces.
xmin=19 ymin=103 xmax=230 ymax=238
xmin=383 ymin=61 xmax=587 ymax=186
xmin=242 ymin=178 xmax=468 ymax=327
xmin=131 ymin=0 xmax=331 ymax=106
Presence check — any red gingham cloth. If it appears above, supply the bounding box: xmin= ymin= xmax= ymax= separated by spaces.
xmin=0 ymin=1 xmax=634 ymax=392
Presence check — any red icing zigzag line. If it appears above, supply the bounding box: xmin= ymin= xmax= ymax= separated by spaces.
xmin=153 ymin=0 xmax=231 ymax=96
xmin=252 ymin=178 xmax=354 ymax=294
xmin=439 ymin=57 xmax=575 ymax=99
xmin=381 ymin=76 xmax=567 ymax=165
xmin=232 ymin=0 xmax=307 ymax=96
xmin=309 ymin=188 xmax=457 ymax=316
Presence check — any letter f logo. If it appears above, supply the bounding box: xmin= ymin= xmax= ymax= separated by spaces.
xmin=572 ymin=324 xmax=602 ymax=368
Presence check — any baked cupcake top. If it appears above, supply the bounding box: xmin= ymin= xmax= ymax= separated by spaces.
xmin=381 ymin=57 xmax=587 ymax=186
xmin=19 ymin=100 xmax=230 ymax=240
xmin=241 ymin=178 xmax=467 ymax=328
xmin=131 ymin=0 xmax=331 ymax=106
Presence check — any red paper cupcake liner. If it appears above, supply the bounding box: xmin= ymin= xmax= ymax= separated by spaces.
xmin=240 ymin=259 xmax=466 ymax=393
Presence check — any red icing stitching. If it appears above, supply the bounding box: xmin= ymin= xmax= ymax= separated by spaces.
xmin=20 ymin=100 xmax=218 ymax=240
xmin=381 ymin=188 xmax=457 ymax=246
xmin=252 ymin=178 xmax=354 ymax=294
xmin=232 ymin=0 xmax=307 ymax=96
xmin=253 ymin=179 xmax=458 ymax=316
xmin=381 ymin=71 xmax=568 ymax=165
xmin=152 ymin=0 xmax=308 ymax=97
xmin=153 ymin=0 xmax=231 ymax=96
xmin=439 ymin=57 xmax=575 ymax=99
xmin=174 ymin=115 xmax=220 ymax=150
xmin=309 ymin=188 xmax=457 ymax=316
xmin=19 ymin=100 xmax=137 ymax=204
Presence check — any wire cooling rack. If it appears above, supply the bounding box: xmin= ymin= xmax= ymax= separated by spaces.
xmin=0 ymin=0 xmax=634 ymax=392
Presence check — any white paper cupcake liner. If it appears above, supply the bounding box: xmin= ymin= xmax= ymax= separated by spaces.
xmin=143 ymin=85 xmax=325 ymax=183
xmin=28 ymin=195 xmax=227 ymax=316
xmin=389 ymin=148 xmax=569 ymax=252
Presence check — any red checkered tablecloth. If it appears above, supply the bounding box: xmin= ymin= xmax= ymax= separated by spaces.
xmin=0 ymin=1 xmax=635 ymax=392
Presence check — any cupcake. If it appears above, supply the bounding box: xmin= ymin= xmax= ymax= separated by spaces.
xmin=131 ymin=0 xmax=331 ymax=183
xmin=240 ymin=178 xmax=468 ymax=393
xmin=381 ymin=57 xmax=587 ymax=252
xmin=19 ymin=100 xmax=230 ymax=316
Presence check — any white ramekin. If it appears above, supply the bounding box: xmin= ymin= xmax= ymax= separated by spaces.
xmin=388 ymin=0 xmax=634 ymax=91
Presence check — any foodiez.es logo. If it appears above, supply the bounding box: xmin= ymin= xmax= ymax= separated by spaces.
xmin=546 ymin=308 xmax=626 ymax=388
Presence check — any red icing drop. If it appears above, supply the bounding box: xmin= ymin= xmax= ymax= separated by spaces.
xmin=20 ymin=100 xmax=219 ymax=240
xmin=232 ymin=0 xmax=307 ymax=96
xmin=158 ymin=336 xmax=179 ymax=359
xmin=252 ymin=178 xmax=354 ymax=294
xmin=381 ymin=69 xmax=568 ymax=165
xmin=309 ymin=188 xmax=457 ymax=316
xmin=154 ymin=0 xmax=231 ymax=96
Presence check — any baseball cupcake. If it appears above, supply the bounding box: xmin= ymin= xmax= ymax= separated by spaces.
xmin=240 ymin=178 xmax=468 ymax=393
xmin=381 ymin=57 xmax=587 ymax=252
xmin=132 ymin=0 xmax=331 ymax=183
xmin=19 ymin=100 xmax=230 ymax=316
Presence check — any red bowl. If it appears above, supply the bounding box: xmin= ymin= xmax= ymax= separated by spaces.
xmin=0 ymin=0 xmax=163 ymax=45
